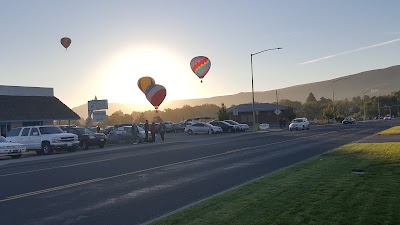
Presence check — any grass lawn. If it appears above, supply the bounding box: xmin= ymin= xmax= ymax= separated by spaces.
xmin=378 ymin=126 xmax=400 ymax=135
xmin=152 ymin=143 xmax=400 ymax=225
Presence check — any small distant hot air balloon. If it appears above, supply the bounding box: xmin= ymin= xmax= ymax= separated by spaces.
xmin=145 ymin=84 xmax=166 ymax=112
xmin=190 ymin=56 xmax=211 ymax=83
xmin=137 ymin=76 xmax=156 ymax=94
xmin=60 ymin=37 xmax=71 ymax=50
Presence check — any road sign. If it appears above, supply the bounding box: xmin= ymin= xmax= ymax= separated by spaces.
xmin=93 ymin=111 xmax=107 ymax=122
xmin=88 ymin=100 xmax=108 ymax=111
xmin=274 ymin=108 xmax=281 ymax=115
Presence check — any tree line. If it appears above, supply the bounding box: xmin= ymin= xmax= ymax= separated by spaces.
xmin=65 ymin=89 xmax=400 ymax=127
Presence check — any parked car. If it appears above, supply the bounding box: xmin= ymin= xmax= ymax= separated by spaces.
xmin=107 ymin=125 xmax=153 ymax=143
xmin=209 ymin=121 xmax=238 ymax=133
xmin=224 ymin=120 xmax=249 ymax=131
xmin=259 ymin=123 xmax=270 ymax=131
xmin=383 ymin=115 xmax=391 ymax=120
xmin=0 ymin=136 xmax=26 ymax=159
xmin=59 ymin=126 xmax=107 ymax=150
xmin=6 ymin=126 xmax=79 ymax=155
xmin=289 ymin=118 xmax=310 ymax=131
xmin=162 ymin=121 xmax=175 ymax=133
xmin=102 ymin=126 xmax=114 ymax=135
xmin=206 ymin=123 xmax=223 ymax=134
xmin=342 ymin=117 xmax=356 ymax=124
xmin=172 ymin=123 xmax=185 ymax=133
xmin=185 ymin=122 xmax=215 ymax=135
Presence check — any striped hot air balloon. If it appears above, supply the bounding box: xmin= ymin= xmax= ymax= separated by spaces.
xmin=145 ymin=84 xmax=166 ymax=112
xmin=190 ymin=56 xmax=211 ymax=83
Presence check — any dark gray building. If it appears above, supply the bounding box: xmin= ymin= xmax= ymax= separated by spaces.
xmin=228 ymin=103 xmax=288 ymax=126
xmin=0 ymin=85 xmax=80 ymax=137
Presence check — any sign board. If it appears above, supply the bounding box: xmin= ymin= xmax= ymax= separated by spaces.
xmin=274 ymin=109 xmax=281 ymax=115
xmin=88 ymin=100 xmax=108 ymax=111
xmin=93 ymin=111 xmax=107 ymax=122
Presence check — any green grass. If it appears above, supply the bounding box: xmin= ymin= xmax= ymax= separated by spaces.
xmin=378 ymin=126 xmax=400 ymax=135
xmin=152 ymin=143 xmax=400 ymax=225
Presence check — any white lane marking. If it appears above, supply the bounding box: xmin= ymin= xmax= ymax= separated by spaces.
xmin=0 ymin=131 xmax=339 ymax=203
xmin=0 ymin=131 xmax=336 ymax=177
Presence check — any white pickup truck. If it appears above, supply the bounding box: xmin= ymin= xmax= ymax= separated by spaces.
xmin=6 ymin=126 xmax=79 ymax=155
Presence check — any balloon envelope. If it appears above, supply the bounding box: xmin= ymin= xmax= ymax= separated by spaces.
xmin=145 ymin=84 xmax=166 ymax=110
xmin=190 ymin=56 xmax=211 ymax=80
xmin=60 ymin=37 xmax=71 ymax=49
xmin=138 ymin=76 xmax=156 ymax=94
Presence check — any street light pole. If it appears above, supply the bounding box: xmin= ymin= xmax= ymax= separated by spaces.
xmin=332 ymin=77 xmax=350 ymax=123
xmin=251 ymin=47 xmax=282 ymax=132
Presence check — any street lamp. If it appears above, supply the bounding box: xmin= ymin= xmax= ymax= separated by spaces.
xmin=363 ymin=89 xmax=379 ymax=121
xmin=332 ymin=77 xmax=350 ymax=123
xmin=251 ymin=47 xmax=282 ymax=131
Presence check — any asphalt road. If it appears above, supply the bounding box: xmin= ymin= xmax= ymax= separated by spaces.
xmin=0 ymin=120 xmax=398 ymax=225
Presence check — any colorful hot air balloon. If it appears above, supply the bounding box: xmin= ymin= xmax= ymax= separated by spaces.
xmin=137 ymin=76 xmax=156 ymax=94
xmin=60 ymin=37 xmax=71 ymax=50
xmin=145 ymin=84 xmax=166 ymax=112
xmin=190 ymin=56 xmax=211 ymax=83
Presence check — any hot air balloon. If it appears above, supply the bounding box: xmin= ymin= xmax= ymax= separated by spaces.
xmin=145 ymin=84 xmax=166 ymax=112
xmin=190 ymin=56 xmax=211 ymax=83
xmin=137 ymin=76 xmax=156 ymax=94
xmin=60 ymin=37 xmax=71 ymax=50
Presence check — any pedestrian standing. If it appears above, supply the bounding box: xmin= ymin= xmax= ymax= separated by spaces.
xmin=150 ymin=122 xmax=156 ymax=142
xmin=144 ymin=120 xmax=149 ymax=143
xmin=131 ymin=123 xmax=138 ymax=144
xmin=159 ymin=122 xmax=166 ymax=142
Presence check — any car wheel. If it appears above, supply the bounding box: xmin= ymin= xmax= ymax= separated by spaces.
xmin=302 ymin=125 xmax=305 ymax=130
xmin=99 ymin=142 xmax=105 ymax=148
xmin=187 ymin=129 xmax=193 ymax=135
xmin=82 ymin=141 xmax=89 ymax=150
xmin=42 ymin=142 xmax=53 ymax=155
xmin=289 ymin=128 xmax=293 ymax=131
xmin=11 ymin=154 xmax=22 ymax=159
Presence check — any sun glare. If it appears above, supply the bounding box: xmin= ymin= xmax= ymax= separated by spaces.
xmin=99 ymin=45 xmax=201 ymax=111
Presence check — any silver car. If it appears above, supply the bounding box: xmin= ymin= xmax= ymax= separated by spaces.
xmin=289 ymin=118 xmax=310 ymax=131
xmin=185 ymin=122 xmax=215 ymax=135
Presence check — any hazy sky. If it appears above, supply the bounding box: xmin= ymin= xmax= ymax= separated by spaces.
xmin=1 ymin=1 xmax=399 ymax=110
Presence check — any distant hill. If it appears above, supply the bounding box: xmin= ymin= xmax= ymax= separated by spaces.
xmin=72 ymin=65 xmax=400 ymax=118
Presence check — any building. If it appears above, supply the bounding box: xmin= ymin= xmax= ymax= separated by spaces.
xmin=228 ymin=103 xmax=288 ymax=126
xmin=0 ymin=85 xmax=80 ymax=137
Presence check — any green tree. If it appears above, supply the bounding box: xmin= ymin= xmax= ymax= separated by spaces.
xmin=135 ymin=113 xmax=147 ymax=123
xmin=306 ymin=92 xmax=317 ymax=103
xmin=218 ymin=103 xmax=230 ymax=121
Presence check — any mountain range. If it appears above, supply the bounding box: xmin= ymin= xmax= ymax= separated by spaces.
xmin=72 ymin=65 xmax=400 ymax=118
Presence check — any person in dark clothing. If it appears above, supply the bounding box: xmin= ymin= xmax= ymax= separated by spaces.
xmin=144 ymin=120 xmax=149 ymax=143
xmin=159 ymin=122 xmax=166 ymax=142
xmin=131 ymin=123 xmax=138 ymax=144
xmin=150 ymin=122 xmax=156 ymax=142
xmin=282 ymin=118 xmax=287 ymax=129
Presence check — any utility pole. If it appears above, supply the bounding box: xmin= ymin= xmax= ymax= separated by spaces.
xmin=276 ymin=89 xmax=279 ymax=105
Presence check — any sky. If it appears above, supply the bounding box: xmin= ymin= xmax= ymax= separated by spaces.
xmin=1 ymin=1 xmax=399 ymax=111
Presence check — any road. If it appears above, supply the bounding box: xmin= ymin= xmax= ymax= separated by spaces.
xmin=0 ymin=120 xmax=397 ymax=225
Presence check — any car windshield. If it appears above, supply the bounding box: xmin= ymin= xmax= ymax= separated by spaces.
xmin=0 ymin=136 xmax=9 ymax=142
xmin=293 ymin=119 xmax=303 ymax=123
xmin=39 ymin=126 xmax=64 ymax=134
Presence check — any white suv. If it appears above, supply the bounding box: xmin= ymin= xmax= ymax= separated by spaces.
xmin=6 ymin=126 xmax=79 ymax=155
xmin=289 ymin=118 xmax=310 ymax=131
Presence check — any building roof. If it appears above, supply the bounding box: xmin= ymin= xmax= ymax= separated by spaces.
xmin=228 ymin=103 xmax=287 ymax=113
xmin=0 ymin=95 xmax=80 ymax=122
